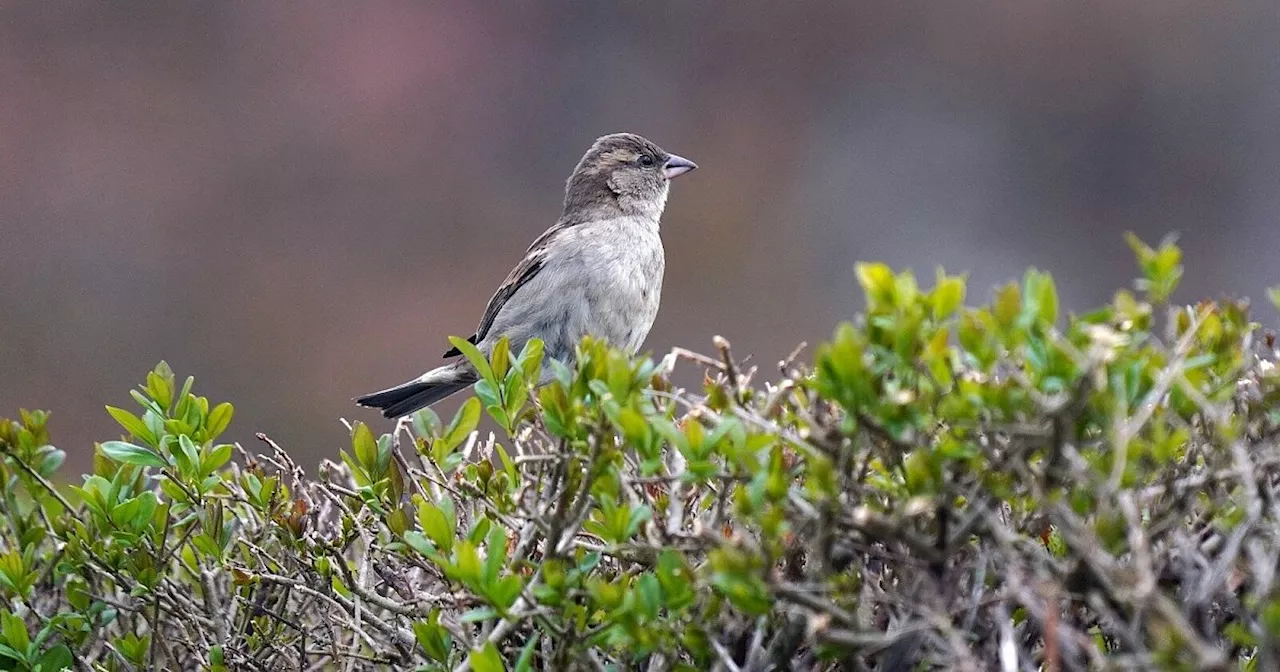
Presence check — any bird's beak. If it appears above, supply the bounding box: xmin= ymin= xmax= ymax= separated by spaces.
xmin=663 ymin=154 xmax=697 ymax=179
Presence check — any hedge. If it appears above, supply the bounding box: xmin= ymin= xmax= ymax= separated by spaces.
xmin=3 ymin=234 xmax=1280 ymax=671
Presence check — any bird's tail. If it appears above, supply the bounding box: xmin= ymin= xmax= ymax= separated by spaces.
xmin=355 ymin=361 xmax=479 ymax=418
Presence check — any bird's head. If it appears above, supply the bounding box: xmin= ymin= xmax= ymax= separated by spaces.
xmin=563 ymin=132 xmax=696 ymax=220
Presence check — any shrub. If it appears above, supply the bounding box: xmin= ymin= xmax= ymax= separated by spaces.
xmin=3 ymin=235 xmax=1280 ymax=671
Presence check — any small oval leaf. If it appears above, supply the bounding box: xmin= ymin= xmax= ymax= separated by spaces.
xmin=99 ymin=441 xmax=168 ymax=468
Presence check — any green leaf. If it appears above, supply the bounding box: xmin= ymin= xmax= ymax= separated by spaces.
xmin=1037 ymin=273 xmax=1059 ymax=325
xmin=418 ymin=501 xmax=454 ymax=555
xmin=708 ymin=549 xmax=771 ymax=617
xmin=438 ymin=495 xmax=457 ymax=536
xmin=1020 ymin=269 xmax=1058 ymax=326
xmin=513 ymin=635 xmax=539 ymax=672
xmin=201 ymin=444 xmax=234 ymax=476
xmin=475 ymin=380 xmax=504 ymax=421
xmin=404 ymin=531 xmax=437 ymax=557
xmin=502 ymin=371 xmax=529 ymax=421
xmin=903 ymin=450 xmax=936 ymax=494
xmin=486 ymin=405 xmax=511 ymax=433
xmin=205 ymin=402 xmax=234 ymax=440
xmin=130 ymin=389 xmax=164 ymax=418
xmin=1262 ymin=597 xmax=1280 ymax=637
xmin=489 ymin=575 xmax=523 ymax=611
xmin=459 ymin=607 xmax=498 ymax=623
xmin=375 ymin=433 xmax=394 ymax=478
xmin=36 ymin=447 xmax=66 ymax=478
xmin=1126 ymin=231 xmax=1182 ymax=303
xmin=386 ymin=507 xmax=409 ymax=536
xmin=351 ymin=422 xmax=377 ymax=474
xmin=175 ymin=375 xmax=196 ymax=418
xmin=1224 ymin=621 xmax=1257 ymax=648
xmin=0 ymin=611 xmax=29 ymax=654
xmin=490 ymin=336 xmax=511 ymax=381
xmin=495 ymin=444 xmax=517 ymax=485
xmin=99 ymin=441 xmax=167 ymax=468
xmin=518 ymin=338 xmax=545 ymax=384
xmin=440 ymin=398 xmax=481 ymax=455
xmin=893 ymin=269 xmax=919 ymax=307
xmin=636 ymin=573 xmax=661 ymax=619
xmin=175 ymin=434 xmax=200 ymax=478
xmin=993 ymin=282 xmax=1021 ymax=329
xmin=413 ymin=610 xmax=452 ymax=662
xmin=448 ymin=336 xmax=494 ymax=384
xmin=548 ymin=357 xmax=574 ymax=388
xmin=411 ymin=408 xmax=442 ymax=438
xmin=855 ymin=262 xmax=895 ymax=309
xmin=65 ymin=577 xmax=90 ymax=612
xmin=105 ymin=406 xmax=157 ymax=447
xmin=483 ymin=525 xmax=507 ymax=585
xmin=146 ymin=365 xmax=175 ymax=412
xmin=129 ymin=492 xmax=159 ymax=531
xmin=0 ymin=643 xmax=25 ymax=665
xmin=931 ymin=270 xmax=966 ymax=320
xmin=614 ymin=407 xmax=651 ymax=450
xmin=453 ymin=541 xmax=481 ymax=586
xmin=468 ymin=642 xmax=505 ymax=672
xmin=625 ymin=505 xmax=652 ymax=539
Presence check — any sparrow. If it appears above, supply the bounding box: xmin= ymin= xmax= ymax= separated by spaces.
xmin=356 ymin=132 xmax=697 ymax=418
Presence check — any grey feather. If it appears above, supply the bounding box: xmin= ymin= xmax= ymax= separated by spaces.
xmin=355 ymin=361 xmax=478 ymax=418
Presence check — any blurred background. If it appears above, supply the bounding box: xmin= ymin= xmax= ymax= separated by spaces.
xmin=3 ymin=2 xmax=1278 ymax=470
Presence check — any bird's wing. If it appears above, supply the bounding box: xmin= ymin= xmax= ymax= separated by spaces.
xmin=441 ymin=224 xmax=566 ymax=358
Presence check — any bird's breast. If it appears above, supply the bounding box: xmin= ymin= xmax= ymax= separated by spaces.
xmin=580 ymin=219 xmax=665 ymax=353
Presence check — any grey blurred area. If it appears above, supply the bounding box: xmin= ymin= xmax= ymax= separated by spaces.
xmin=2 ymin=2 xmax=1278 ymax=469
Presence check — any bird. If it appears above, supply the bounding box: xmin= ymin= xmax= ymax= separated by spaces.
xmin=356 ymin=132 xmax=697 ymax=418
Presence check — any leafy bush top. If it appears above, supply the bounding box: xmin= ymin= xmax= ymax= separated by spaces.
xmin=3 ymin=234 xmax=1280 ymax=671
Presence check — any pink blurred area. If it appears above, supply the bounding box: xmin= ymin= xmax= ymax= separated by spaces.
xmin=3 ymin=1 xmax=1278 ymax=468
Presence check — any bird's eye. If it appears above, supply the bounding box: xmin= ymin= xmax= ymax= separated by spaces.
xmin=637 ymin=154 xmax=655 ymax=167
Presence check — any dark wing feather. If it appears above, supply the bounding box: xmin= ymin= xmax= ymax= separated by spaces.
xmin=441 ymin=224 xmax=565 ymax=358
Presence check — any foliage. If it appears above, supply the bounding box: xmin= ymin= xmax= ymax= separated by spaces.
xmin=4 ymin=234 xmax=1280 ymax=670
